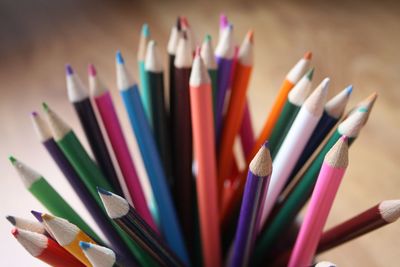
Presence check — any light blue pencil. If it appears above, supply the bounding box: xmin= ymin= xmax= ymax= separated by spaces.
xmin=115 ymin=50 xmax=190 ymax=266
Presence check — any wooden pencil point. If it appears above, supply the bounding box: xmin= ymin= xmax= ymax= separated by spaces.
xmin=324 ymin=135 xmax=349 ymax=168
xmin=379 ymin=200 xmax=400 ymax=223
xmin=249 ymin=142 xmax=272 ymax=177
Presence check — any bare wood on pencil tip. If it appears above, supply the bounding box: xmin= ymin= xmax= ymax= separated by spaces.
xmin=98 ymin=188 xmax=129 ymax=219
xmin=325 ymin=85 xmax=353 ymax=119
xmin=174 ymin=34 xmax=192 ymax=68
xmin=288 ymin=69 xmax=314 ymax=106
xmin=31 ymin=111 xmax=52 ymax=142
xmin=338 ymin=107 xmax=370 ymax=137
xmin=41 ymin=213 xmax=78 ymax=246
xmin=80 ymin=242 xmax=116 ymax=267
xmin=249 ymin=142 xmax=272 ymax=177
xmin=304 ymin=78 xmax=330 ymax=116
xmin=116 ymin=51 xmax=136 ymax=90
xmin=200 ymin=35 xmax=216 ymax=69
xmin=238 ymin=30 xmax=254 ymax=66
xmin=190 ymin=53 xmax=210 ymax=86
xmin=89 ymin=64 xmax=109 ymax=97
xmin=215 ymin=24 xmax=234 ymax=58
xmin=6 ymin=215 xmax=46 ymax=234
xmin=12 ymin=228 xmax=47 ymax=257
xmin=379 ymin=200 xmax=400 ymax=223
xmin=325 ymin=135 xmax=349 ymax=168
xmin=9 ymin=156 xmax=41 ymax=188
xmin=138 ymin=23 xmax=150 ymax=61
xmin=145 ymin=40 xmax=163 ymax=72
xmin=66 ymin=65 xmax=89 ymax=103
xmin=42 ymin=103 xmax=71 ymax=140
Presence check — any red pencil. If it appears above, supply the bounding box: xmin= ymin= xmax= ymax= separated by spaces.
xmin=12 ymin=228 xmax=84 ymax=267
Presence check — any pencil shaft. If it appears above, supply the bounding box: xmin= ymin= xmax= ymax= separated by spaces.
xmin=148 ymin=71 xmax=173 ymax=189
xmin=208 ymin=69 xmax=218 ymax=128
xmin=171 ymin=66 xmax=195 ymax=255
xmin=190 ymin=81 xmax=221 ymax=267
xmin=73 ymin=98 xmax=122 ymax=195
xmin=40 ymin=236 xmax=84 ymax=267
xmin=139 ymin=60 xmax=152 ymax=125
xmin=239 ymin=101 xmax=255 ymax=158
xmin=120 ymin=85 xmax=189 ymax=265
xmin=93 ymin=91 xmax=157 ymax=231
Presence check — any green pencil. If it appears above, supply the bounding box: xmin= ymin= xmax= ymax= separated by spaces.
xmin=9 ymin=156 xmax=101 ymax=243
xmin=42 ymin=103 xmax=157 ymax=267
xmin=253 ymin=107 xmax=370 ymax=265
xmin=269 ymin=68 xmax=314 ymax=157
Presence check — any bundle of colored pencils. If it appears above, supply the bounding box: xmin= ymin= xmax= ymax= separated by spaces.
xmin=6 ymin=14 xmax=399 ymax=267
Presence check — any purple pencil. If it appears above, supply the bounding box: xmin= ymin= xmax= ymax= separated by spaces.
xmin=230 ymin=142 xmax=272 ymax=267
xmin=239 ymin=101 xmax=255 ymax=158
xmin=30 ymin=112 xmax=137 ymax=264
xmin=215 ymin=24 xmax=235 ymax=138
xmin=88 ymin=64 xmax=158 ymax=233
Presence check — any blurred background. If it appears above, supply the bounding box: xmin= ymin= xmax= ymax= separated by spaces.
xmin=0 ymin=0 xmax=399 ymax=266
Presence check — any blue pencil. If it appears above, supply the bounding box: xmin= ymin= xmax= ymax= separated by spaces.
xmin=115 ymin=50 xmax=190 ymax=266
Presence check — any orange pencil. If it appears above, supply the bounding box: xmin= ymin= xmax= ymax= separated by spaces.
xmin=190 ymin=48 xmax=221 ymax=267
xmin=218 ymin=30 xmax=254 ymax=184
xmin=247 ymin=52 xmax=312 ymax=163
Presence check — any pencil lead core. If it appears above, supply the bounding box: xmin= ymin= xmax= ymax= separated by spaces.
xmin=116 ymin=51 xmax=124 ymax=64
xmin=65 ymin=64 xmax=74 ymax=75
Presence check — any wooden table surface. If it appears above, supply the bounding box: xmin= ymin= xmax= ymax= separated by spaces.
xmin=0 ymin=0 xmax=399 ymax=266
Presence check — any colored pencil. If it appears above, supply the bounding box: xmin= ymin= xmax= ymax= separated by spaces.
xmin=190 ymin=51 xmax=221 ymax=267
xmin=252 ymin=107 xmax=370 ymax=265
xmin=88 ymin=64 xmax=156 ymax=231
xmin=66 ymin=65 xmax=121 ymax=195
xmin=180 ymin=16 xmax=196 ymax=52
xmin=346 ymin=92 xmax=378 ymax=124
xmin=230 ymin=142 xmax=272 ymax=267
xmin=268 ymin=69 xmax=314 ymax=157
xmin=215 ymin=24 xmax=235 ymax=137
xmin=9 ymin=156 xmax=101 ymax=243
xmin=80 ymin=242 xmax=122 ymax=267
xmin=289 ymin=85 xmax=353 ymax=182
xmin=42 ymin=213 xmax=97 ymax=266
xmin=30 ymin=112 xmax=136 ymax=260
xmin=288 ymin=135 xmax=349 ymax=267
xmin=145 ymin=40 xmax=173 ymax=189
xmin=317 ymin=199 xmax=400 ymax=254
xmin=7 ymin=215 xmax=46 ymax=235
xmin=137 ymin=23 xmax=152 ymax=124
xmin=116 ymin=51 xmax=190 ymax=265
xmin=219 ymin=13 xmax=229 ymax=42
xmin=12 ymin=228 xmax=84 ymax=267
xmin=167 ymin=17 xmax=181 ymax=119
xmin=171 ymin=32 xmax=195 ymax=253
xmin=239 ymin=101 xmax=255 ymax=158
xmin=259 ymin=78 xmax=329 ymax=228
xmin=98 ymin=188 xmax=185 ymax=267
xmin=248 ymin=52 xmax=312 ymax=162
xmin=43 ymin=103 xmax=149 ymax=265
xmin=218 ymin=30 xmax=254 ymax=183
xmin=200 ymin=34 xmax=218 ymax=124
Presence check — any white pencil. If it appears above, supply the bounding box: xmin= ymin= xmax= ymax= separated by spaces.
xmin=258 ymin=78 xmax=330 ymax=229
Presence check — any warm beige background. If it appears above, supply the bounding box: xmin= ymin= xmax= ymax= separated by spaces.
xmin=0 ymin=0 xmax=399 ymax=266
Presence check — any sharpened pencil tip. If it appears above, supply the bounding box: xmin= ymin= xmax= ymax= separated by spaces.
xmin=176 ymin=16 xmax=181 ymax=31
xmin=31 ymin=210 xmax=43 ymax=222
xmin=42 ymin=102 xmax=49 ymax=112
xmin=97 ymin=187 xmax=112 ymax=196
xmin=346 ymin=85 xmax=353 ymax=95
xmin=6 ymin=216 xmax=16 ymax=225
xmin=180 ymin=16 xmax=189 ymax=28
xmin=116 ymin=51 xmax=124 ymax=65
xmin=263 ymin=141 xmax=269 ymax=148
xmin=11 ymin=228 xmax=18 ymax=236
xmin=79 ymin=241 xmax=92 ymax=251
xmin=304 ymin=51 xmax=312 ymax=60
xmin=65 ymin=64 xmax=73 ymax=75
xmin=220 ymin=13 xmax=229 ymax=28
xmin=307 ymin=68 xmax=315 ymax=80
xmin=142 ymin=23 xmax=150 ymax=37
xmin=359 ymin=107 xmax=368 ymax=113
xmin=195 ymin=46 xmax=201 ymax=57
xmin=41 ymin=213 xmax=53 ymax=221
xmin=340 ymin=135 xmax=349 ymax=142
xmin=31 ymin=111 xmax=38 ymax=117
xmin=88 ymin=64 xmax=96 ymax=77
xmin=205 ymin=34 xmax=212 ymax=42
xmin=247 ymin=30 xmax=254 ymax=43
xmin=9 ymin=156 xmax=17 ymax=164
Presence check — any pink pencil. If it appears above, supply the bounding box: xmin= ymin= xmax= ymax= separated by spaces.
xmin=240 ymin=101 xmax=255 ymax=158
xmin=88 ymin=64 xmax=158 ymax=232
xmin=288 ymin=135 xmax=349 ymax=267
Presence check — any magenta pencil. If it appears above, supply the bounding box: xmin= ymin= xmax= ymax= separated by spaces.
xmin=239 ymin=101 xmax=255 ymax=158
xmin=88 ymin=64 xmax=158 ymax=232
xmin=288 ymin=136 xmax=349 ymax=267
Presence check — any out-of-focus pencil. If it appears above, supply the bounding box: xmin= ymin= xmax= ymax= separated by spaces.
xmin=6 ymin=215 xmax=46 ymax=235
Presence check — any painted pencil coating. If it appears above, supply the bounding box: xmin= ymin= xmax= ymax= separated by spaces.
xmin=288 ymin=136 xmax=348 ymax=267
